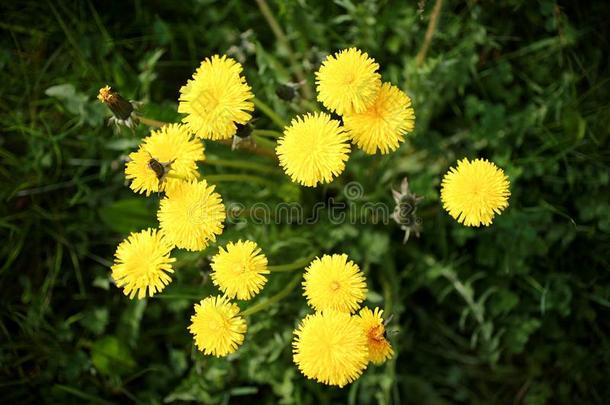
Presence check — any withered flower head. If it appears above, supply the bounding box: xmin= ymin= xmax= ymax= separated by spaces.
xmin=391 ymin=177 xmax=423 ymax=243
xmin=98 ymin=85 xmax=140 ymax=132
xmin=275 ymin=81 xmax=305 ymax=102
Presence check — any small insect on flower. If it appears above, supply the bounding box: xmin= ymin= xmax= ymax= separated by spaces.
xmin=147 ymin=153 xmax=175 ymax=186
xmin=189 ymin=295 xmax=247 ymax=357
xmin=440 ymin=158 xmax=511 ymax=227
xmin=98 ymin=85 xmax=140 ymax=132
xmin=302 ymin=254 xmax=367 ymax=313
xmin=293 ymin=310 xmax=369 ymax=387
xmin=125 ymin=124 xmax=205 ymax=196
xmin=357 ymin=307 xmax=394 ymax=365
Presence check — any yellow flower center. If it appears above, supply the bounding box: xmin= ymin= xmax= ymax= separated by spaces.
xmin=330 ymin=281 xmax=341 ymax=291
xmin=344 ymin=73 xmax=356 ymax=85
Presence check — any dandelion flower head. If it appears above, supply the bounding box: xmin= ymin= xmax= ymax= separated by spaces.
xmin=303 ymin=254 xmax=367 ymax=313
xmin=316 ymin=48 xmax=381 ymax=115
xmin=343 ymin=82 xmax=415 ymax=154
xmin=276 ymin=112 xmax=350 ymax=187
xmin=111 ymin=228 xmax=175 ymax=299
xmin=188 ymin=295 xmax=247 ymax=357
xmin=158 ymin=180 xmax=226 ymax=251
xmin=293 ymin=310 xmax=369 ymax=387
xmin=178 ymin=55 xmax=254 ymax=140
xmin=440 ymin=158 xmax=510 ymax=227
xmin=125 ymin=124 xmax=205 ymax=196
xmin=357 ymin=307 xmax=394 ymax=365
xmin=211 ymin=240 xmax=269 ymax=300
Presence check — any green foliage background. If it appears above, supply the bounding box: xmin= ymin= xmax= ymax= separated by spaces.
xmin=1 ymin=0 xmax=609 ymax=403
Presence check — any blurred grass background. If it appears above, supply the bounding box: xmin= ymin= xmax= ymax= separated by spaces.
xmin=1 ymin=0 xmax=609 ymax=403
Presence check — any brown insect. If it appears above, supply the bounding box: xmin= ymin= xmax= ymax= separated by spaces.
xmin=147 ymin=153 xmax=176 ymax=187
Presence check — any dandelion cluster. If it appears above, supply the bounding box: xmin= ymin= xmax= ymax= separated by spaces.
xmin=102 ymin=46 xmax=513 ymax=389
xmin=103 ymin=55 xmax=278 ymax=360
xmin=293 ymin=254 xmax=394 ymax=387
xmin=277 ymin=47 xmax=417 ymax=186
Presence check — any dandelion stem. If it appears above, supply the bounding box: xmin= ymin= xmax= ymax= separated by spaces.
xmin=205 ymin=158 xmax=277 ymax=174
xmin=222 ymin=136 xmax=277 ymax=159
xmin=204 ymin=174 xmax=275 ymax=186
xmin=252 ymin=135 xmax=278 ymax=152
xmin=241 ymin=271 xmax=302 ymax=317
xmin=252 ymin=129 xmax=282 ymax=138
xmin=253 ymin=97 xmax=286 ymax=128
xmin=254 ymin=0 xmax=313 ymax=99
xmin=139 ymin=116 xmax=168 ymax=128
xmin=416 ymin=0 xmax=444 ymax=66
xmin=268 ymin=254 xmax=316 ymax=272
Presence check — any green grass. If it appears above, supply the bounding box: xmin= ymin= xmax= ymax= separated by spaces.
xmin=1 ymin=0 xmax=609 ymax=403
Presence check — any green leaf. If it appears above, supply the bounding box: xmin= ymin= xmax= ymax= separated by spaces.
xmin=90 ymin=336 xmax=136 ymax=376
xmin=80 ymin=308 xmax=109 ymax=335
xmin=98 ymin=198 xmax=156 ymax=234
xmin=45 ymin=83 xmax=105 ymax=126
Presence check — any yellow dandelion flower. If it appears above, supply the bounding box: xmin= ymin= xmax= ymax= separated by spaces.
xmin=276 ymin=112 xmax=350 ymax=187
xmin=125 ymin=124 xmax=205 ymax=196
xmin=111 ymin=228 xmax=175 ymax=299
xmin=343 ymin=83 xmax=415 ymax=154
xmin=293 ymin=310 xmax=369 ymax=387
xmin=303 ymin=254 xmax=367 ymax=313
xmin=316 ymin=48 xmax=381 ymax=115
xmin=178 ymin=55 xmax=254 ymax=140
xmin=188 ymin=295 xmax=247 ymax=357
xmin=157 ymin=180 xmax=226 ymax=251
xmin=357 ymin=307 xmax=394 ymax=365
xmin=211 ymin=240 xmax=269 ymax=300
xmin=441 ymin=158 xmax=511 ymax=227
